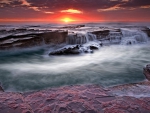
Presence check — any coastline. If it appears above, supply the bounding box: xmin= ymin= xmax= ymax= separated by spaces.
xmin=0 ymin=65 xmax=150 ymax=113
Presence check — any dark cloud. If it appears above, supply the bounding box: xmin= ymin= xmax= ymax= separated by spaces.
xmin=120 ymin=0 xmax=150 ymax=7
xmin=0 ymin=0 xmax=150 ymax=21
xmin=1 ymin=0 xmax=150 ymax=11
xmin=26 ymin=0 xmax=116 ymax=10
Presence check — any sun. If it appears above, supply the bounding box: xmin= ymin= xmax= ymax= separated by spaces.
xmin=62 ymin=18 xmax=73 ymax=23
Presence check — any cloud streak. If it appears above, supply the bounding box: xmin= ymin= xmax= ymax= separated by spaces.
xmin=60 ymin=9 xmax=83 ymax=14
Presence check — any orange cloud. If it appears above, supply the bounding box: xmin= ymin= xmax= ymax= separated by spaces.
xmin=140 ymin=5 xmax=150 ymax=9
xmin=30 ymin=7 xmax=40 ymax=11
xmin=21 ymin=0 xmax=39 ymax=11
xmin=44 ymin=12 xmax=54 ymax=14
xmin=21 ymin=0 xmax=30 ymax=6
xmin=60 ymin=9 xmax=83 ymax=14
xmin=97 ymin=4 xmax=124 ymax=12
xmin=0 ymin=0 xmax=22 ymax=4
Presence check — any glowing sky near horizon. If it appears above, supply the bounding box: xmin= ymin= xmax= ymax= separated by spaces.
xmin=0 ymin=0 xmax=150 ymax=23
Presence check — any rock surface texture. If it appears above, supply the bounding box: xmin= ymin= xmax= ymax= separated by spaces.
xmin=143 ymin=64 xmax=150 ymax=81
xmin=0 ymin=83 xmax=150 ymax=113
xmin=0 ymin=29 xmax=68 ymax=50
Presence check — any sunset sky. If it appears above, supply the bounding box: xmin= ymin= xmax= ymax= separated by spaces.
xmin=0 ymin=0 xmax=150 ymax=23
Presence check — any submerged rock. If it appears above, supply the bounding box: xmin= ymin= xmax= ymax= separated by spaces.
xmin=143 ymin=64 xmax=150 ymax=81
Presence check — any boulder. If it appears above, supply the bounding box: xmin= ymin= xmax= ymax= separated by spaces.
xmin=143 ymin=64 xmax=150 ymax=81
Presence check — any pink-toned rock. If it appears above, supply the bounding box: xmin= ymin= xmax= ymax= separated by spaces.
xmin=143 ymin=64 xmax=150 ymax=81
xmin=0 ymin=92 xmax=33 ymax=113
xmin=0 ymin=84 xmax=150 ymax=113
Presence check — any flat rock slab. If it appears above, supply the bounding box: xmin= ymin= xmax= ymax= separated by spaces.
xmin=0 ymin=84 xmax=150 ymax=113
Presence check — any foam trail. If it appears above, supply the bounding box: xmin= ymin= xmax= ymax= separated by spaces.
xmin=0 ymin=43 xmax=150 ymax=92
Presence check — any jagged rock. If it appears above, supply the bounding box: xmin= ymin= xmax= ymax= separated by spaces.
xmin=49 ymin=45 xmax=81 ymax=55
xmin=143 ymin=64 xmax=150 ymax=81
xmin=49 ymin=44 xmax=94 ymax=55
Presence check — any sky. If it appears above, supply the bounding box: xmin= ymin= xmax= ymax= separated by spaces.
xmin=0 ymin=0 xmax=150 ymax=23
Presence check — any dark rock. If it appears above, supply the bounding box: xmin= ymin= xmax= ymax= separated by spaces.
xmin=49 ymin=45 xmax=81 ymax=55
xmin=0 ymin=87 xmax=4 ymax=92
xmin=142 ymin=28 xmax=150 ymax=37
xmin=89 ymin=45 xmax=99 ymax=50
xmin=62 ymin=25 xmax=85 ymax=29
xmin=91 ymin=30 xmax=110 ymax=40
xmin=49 ymin=44 xmax=95 ymax=55
xmin=143 ymin=64 xmax=150 ymax=81
xmin=76 ymin=25 xmax=85 ymax=28
xmin=0 ymin=82 xmax=4 ymax=92
xmin=15 ymin=28 xmax=27 ymax=31
xmin=0 ymin=30 xmax=68 ymax=50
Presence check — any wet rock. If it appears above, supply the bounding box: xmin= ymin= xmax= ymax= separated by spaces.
xmin=109 ymin=81 xmax=150 ymax=98
xmin=49 ymin=45 xmax=81 ymax=55
xmin=89 ymin=43 xmax=100 ymax=50
xmin=49 ymin=45 xmax=93 ymax=55
xmin=62 ymin=25 xmax=85 ymax=29
xmin=67 ymin=32 xmax=96 ymax=45
xmin=142 ymin=28 xmax=150 ymax=37
xmin=0 ymin=30 xmax=68 ymax=50
xmin=0 ymin=82 xmax=4 ymax=92
xmin=92 ymin=30 xmax=110 ymax=40
xmin=0 ymin=84 xmax=150 ymax=113
xmin=143 ymin=64 xmax=150 ymax=81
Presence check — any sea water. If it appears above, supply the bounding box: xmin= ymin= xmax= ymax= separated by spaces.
xmin=0 ymin=22 xmax=150 ymax=92
xmin=0 ymin=43 xmax=149 ymax=92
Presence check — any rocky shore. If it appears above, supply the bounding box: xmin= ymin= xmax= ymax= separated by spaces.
xmin=0 ymin=24 xmax=150 ymax=112
xmin=0 ymin=29 xmax=68 ymax=50
xmin=0 ymin=65 xmax=150 ymax=113
xmin=0 ymin=25 xmax=150 ymax=52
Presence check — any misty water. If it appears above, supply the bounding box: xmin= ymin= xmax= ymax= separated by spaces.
xmin=0 ymin=43 xmax=150 ymax=92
